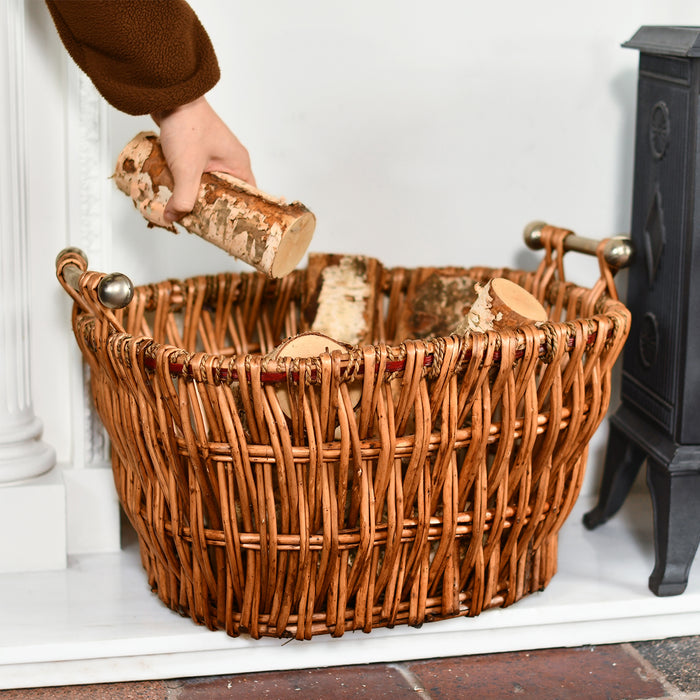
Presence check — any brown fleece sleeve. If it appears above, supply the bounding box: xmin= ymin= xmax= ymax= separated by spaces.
xmin=45 ymin=0 xmax=220 ymax=115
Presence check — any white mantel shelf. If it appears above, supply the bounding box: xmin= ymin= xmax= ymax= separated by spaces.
xmin=1 ymin=492 xmax=699 ymax=690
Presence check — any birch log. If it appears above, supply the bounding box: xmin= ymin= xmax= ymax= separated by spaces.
xmin=302 ymin=253 xmax=383 ymax=346
xmin=113 ymin=132 xmax=316 ymax=278
xmin=268 ymin=331 xmax=361 ymax=417
xmin=453 ymin=278 xmax=547 ymax=334
xmin=396 ymin=267 xmax=478 ymax=340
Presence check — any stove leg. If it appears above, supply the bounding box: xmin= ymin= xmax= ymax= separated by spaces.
xmin=583 ymin=420 xmax=646 ymax=530
xmin=647 ymin=456 xmax=700 ymax=596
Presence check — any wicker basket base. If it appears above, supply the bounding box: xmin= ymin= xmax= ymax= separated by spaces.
xmin=117 ymin=448 xmax=567 ymax=638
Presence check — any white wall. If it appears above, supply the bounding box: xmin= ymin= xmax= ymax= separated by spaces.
xmin=27 ymin=1 xmax=700 ymax=504
xmin=108 ymin=1 xmax=700 ymax=279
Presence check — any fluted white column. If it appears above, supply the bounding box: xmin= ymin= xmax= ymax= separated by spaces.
xmin=0 ymin=0 xmax=55 ymax=483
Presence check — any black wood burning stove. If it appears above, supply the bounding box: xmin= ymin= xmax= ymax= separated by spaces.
xmin=584 ymin=26 xmax=700 ymax=595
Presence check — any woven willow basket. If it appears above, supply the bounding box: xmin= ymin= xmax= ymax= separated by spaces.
xmin=57 ymin=225 xmax=630 ymax=640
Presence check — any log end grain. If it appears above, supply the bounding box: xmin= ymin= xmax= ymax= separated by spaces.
xmin=270 ymin=211 xmax=316 ymax=278
xmin=269 ymin=331 xmax=361 ymax=417
xmin=454 ymin=277 xmax=547 ymax=334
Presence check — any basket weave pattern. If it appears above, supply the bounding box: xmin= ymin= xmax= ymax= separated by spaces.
xmin=59 ymin=229 xmax=630 ymax=639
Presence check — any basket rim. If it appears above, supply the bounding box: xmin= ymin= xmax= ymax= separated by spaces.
xmin=73 ymin=266 xmax=631 ymax=386
xmin=76 ymin=314 xmax=629 ymax=388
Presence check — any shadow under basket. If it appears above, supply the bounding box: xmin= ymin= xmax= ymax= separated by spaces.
xmin=56 ymin=225 xmax=631 ymax=640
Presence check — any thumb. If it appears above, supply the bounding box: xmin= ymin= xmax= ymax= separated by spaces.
xmin=164 ymin=167 xmax=202 ymax=223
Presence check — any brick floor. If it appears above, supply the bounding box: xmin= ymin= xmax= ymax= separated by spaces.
xmin=176 ymin=665 xmax=418 ymax=699
xmin=406 ymin=645 xmax=667 ymax=699
xmin=1 ymin=637 xmax=697 ymax=699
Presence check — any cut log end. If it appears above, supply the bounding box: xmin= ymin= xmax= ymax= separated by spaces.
xmin=270 ymin=211 xmax=316 ymax=278
xmin=453 ymin=277 xmax=548 ymax=334
xmin=271 ymin=331 xmax=349 ymax=360
xmin=490 ymin=278 xmax=547 ymax=322
xmin=268 ymin=332 xmax=362 ymax=417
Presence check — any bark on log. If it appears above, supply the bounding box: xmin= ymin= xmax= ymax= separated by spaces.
xmin=396 ymin=267 xmax=479 ymax=340
xmin=268 ymin=331 xmax=361 ymax=417
xmin=452 ymin=277 xmax=547 ymax=334
xmin=113 ymin=131 xmax=316 ymax=278
xmin=302 ymin=253 xmax=383 ymax=346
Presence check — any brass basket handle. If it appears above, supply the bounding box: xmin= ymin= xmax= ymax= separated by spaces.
xmin=523 ymin=221 xmax=634 ymax=269
xmin=56 ymin=247 xmax=134 ymax=310
xmin=524 ymin=221 xmax=634 ymax=304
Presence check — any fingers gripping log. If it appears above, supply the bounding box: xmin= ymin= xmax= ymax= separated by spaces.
xmin=113 ymin=132 xmax=316 ymax=278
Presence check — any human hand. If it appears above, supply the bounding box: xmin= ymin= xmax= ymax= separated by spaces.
xmin=151 ymin=96 xmax=256 ymax=223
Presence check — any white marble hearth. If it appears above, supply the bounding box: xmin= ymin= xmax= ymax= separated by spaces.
xmin=0 ymin=492 xmax=698 ymax=690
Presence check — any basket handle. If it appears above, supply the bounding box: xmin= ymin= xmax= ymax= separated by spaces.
xmin=523 ymin=221 xmax=634 ymax=268
xmin=56 ymin=247 xmax=134 ymax=311
xmin=524 ymin=221 xmax=634 ymax=301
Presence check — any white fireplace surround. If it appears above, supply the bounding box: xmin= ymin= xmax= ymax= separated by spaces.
xmin=1 ymin=0 xmax=699 ymax=688
xmin=0 ymin=0 xmax=120 ymax=574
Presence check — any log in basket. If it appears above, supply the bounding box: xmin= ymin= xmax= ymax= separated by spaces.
xmin=56 ymin=223 xmax=632 ymax=640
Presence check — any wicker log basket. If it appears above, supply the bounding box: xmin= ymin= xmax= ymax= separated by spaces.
xmin=57 ymin=224 xmax=631 ymax=640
